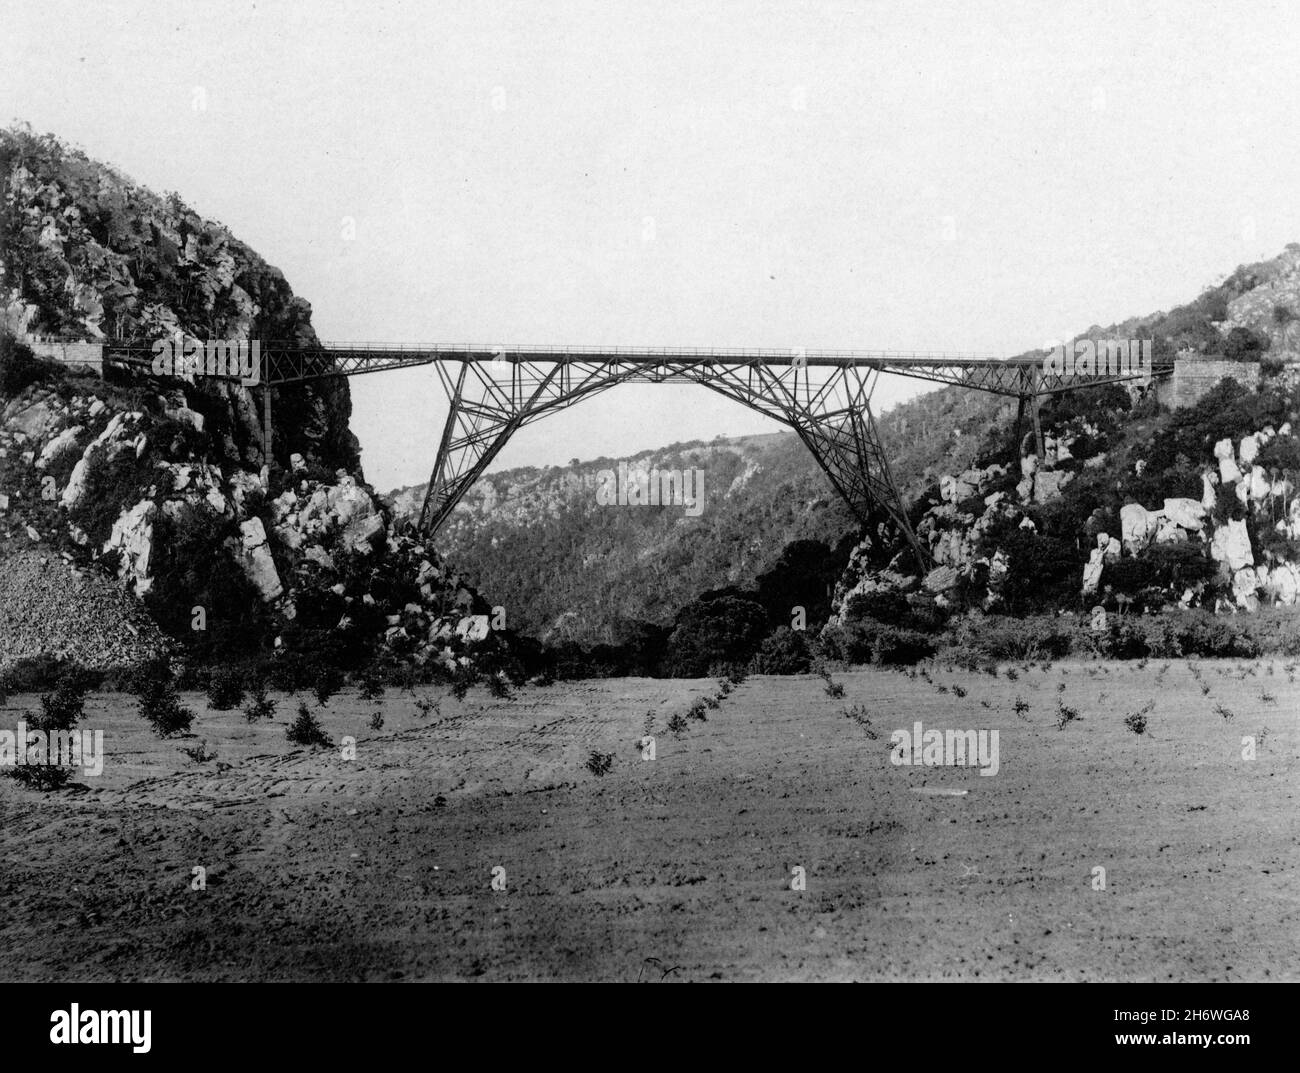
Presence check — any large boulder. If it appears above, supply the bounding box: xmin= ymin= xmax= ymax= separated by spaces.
xmin=1032 ymin=469 xmax=1073 ymax=503
xmin=1245 ymin=466 xmax=1271 ymax=503
xmin=456 ymin=615 xmax=490 ymax=642
xmin=1263 ymin=562 xmax=1300 ymax=605
xmin=1239 ymin=432 xmax=1265 ymax=466
xmin=341 ymin=512 xmax=384 ymax=555
xmin=1201 ymin=471 xmax=1218 ymax=511
xmin=1162 ymin=497 xmax=1206 ymax=533
xmin=922 ymin=565 xmax=961 ymax=594
xmin=940 ymin=473 xmax=976 ymax=504
xmin=1233 ymin=567 xmax=1262 ymax=612
xmin=1082 ymin=548 xmax=1104 ymax=595
xmin=1215 ymin=437 xmax=1242 ymax=484
xmin=1210 ymin=518 xmax=1254 ymax=572
xmin=4 ymin=396 xmax=62 ymax=439
xmin=36 ymin=424 xmax=85 ymax=468
xmin=235 ymin=517 xmax=283 ymax=601
xmin=103 ymin=499 xmax=157 ymax=597
xmin=1154 ymin=517 xmax=1188 ymax=544
xmin=1120 ymin=502 xmax=1159 ymax=554
xmin=1279 ymin=500 xmax=1300 ymax=540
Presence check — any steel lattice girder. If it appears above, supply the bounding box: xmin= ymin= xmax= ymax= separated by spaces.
xmin=416 ymin=357 xmax=930 ymax=567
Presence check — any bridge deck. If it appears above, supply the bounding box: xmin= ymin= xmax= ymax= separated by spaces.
xmin=102 ymin=341 xmax=1168 ymax=396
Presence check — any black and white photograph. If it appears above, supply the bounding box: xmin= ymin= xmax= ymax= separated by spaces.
xmin=0 ymin=0 xmax=1294 ymax=1043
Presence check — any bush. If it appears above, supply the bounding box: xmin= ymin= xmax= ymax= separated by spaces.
xmin=0 ymin=335 xmax=57 ymax=398
xmin=357 ymin=665 xmax=386 ymax=702
xmin=132 ymin=659 xmax=195 ymax=737
xmin=660 ymin=595 xmax=770 ymax=677
xmin=66 ymin=446 xmax=159 ymax=548
xmin=748 ymin=627 xmax=812 ymax=674
xmin=243 ymin=682 xmax=277 ymax=723
xmin=1124 ymin=702 xmax=1153 ymax=736
xmin=147 ymin=503 xmax=271 ymax=659
xmin=4 ymin=670 xmax=92 ymax=791
xmin=265 ymin=651 xmax=322 ymax=695
xmin=1096 ymin=618 xmax=1150 ymax=659
xmin=286 ymin=702 xmax=333 ymax=748
xmin=585 ymin=751 xmax=614 ymax=777
xmin=204 ymin=667 xmax=247 ymax=710
xmin=1055 ymin=701 xmax=1081 ymax=730
xmin=1222 ymin=325 xmax=1268 ymax=361
xmin=313 ymin=664 xmax=346 ymax=706
xmin=870 ymin=624 xmax=937 ymax=665
xmin=819 ymin=618 xmax=937 ymax=666
xmin=0 ymin=654 xmax=88 ymax=694
xmin=449 ymin=663 xmax=478 ymax=700
xmin=944 ymin=613 xmax=1076 ymax=662
xmin=181 ymin=741 xmax=217 ymax=763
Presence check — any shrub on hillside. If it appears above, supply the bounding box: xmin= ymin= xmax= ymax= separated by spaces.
xmin=1222 ymin=325 xmax=1269 ymax=362
xmin=660 ymin=594 xmax=770 ymax=678
xmin=66 ymin=446 xmax=159 ymax=547
xmin=204 ymin=667 xmax=247 ymax=710
xmin=243 ymin=681 xmax=277 ymax=723
xmin=752 ymin=539 xmax=842 ymax=628
xmin=132 ymin=658 xmax=195 ymax=737
xmin=748 ymin=626 xmax=813 ymax=674
xmin=995 ymin=530 xmax=1083 ymax=613
xmin=870 ymin=624 xmax=937 ymax=665
xmin=0 ymin=654 xmax=92 ymax=694
xmin=5 ymin=669 xmax=93 ymax=791
xmin=0 ymin=335 xmax=57 ymax=398
xmin=819 ymin=618 xmax=936 ymax=666
xmin=286 ymin=702 xmax=333 ymax=748
xmin=147 ymin=503 xmax=271 ymax=659
xmin=944 ymin=613 xmax=1076 ymax=662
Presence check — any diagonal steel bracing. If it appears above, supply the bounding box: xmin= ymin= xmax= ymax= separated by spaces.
xmin=417 ymin=356 xmax=930 ymax=567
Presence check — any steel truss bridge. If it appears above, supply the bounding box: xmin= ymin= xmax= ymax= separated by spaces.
xmin=103 ymin=342 xmax=1168 ymax=568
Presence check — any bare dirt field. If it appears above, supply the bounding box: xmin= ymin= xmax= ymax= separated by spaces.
xmin=1 ymin=660 xmax=1296 ymax=981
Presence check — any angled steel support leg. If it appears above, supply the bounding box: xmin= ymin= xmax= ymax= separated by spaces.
xmin=417 ymin=356 xmax=681 ymax=538
xmin=798 ymin=404 xmax=928 ymax=572
xmin=675 ymin=361 xmax=929 ymax=570
xmin=419 ymin=361 xmax=563 ymax=534
xmin=417 ymin=362 xmax=471 ymax=532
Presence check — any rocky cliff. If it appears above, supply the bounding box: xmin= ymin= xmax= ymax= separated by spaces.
xmin=0 ymin=128 xmax=495 ymax=676
xmin=0 ymin=124 xmax=358 ymax=475
xmin=831 ymin=238 xmax=1300 ymax=630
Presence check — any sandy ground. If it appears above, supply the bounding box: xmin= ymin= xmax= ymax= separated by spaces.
xmin=0 ymin=660 xmax=1296 ymax=981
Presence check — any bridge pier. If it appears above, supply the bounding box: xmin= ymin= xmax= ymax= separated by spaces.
xmin=262 ymin=386 xmax=273 ymax=463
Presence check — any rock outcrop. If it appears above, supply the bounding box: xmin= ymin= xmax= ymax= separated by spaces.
xmin=0 ymin=125 xmax=360 ymax=475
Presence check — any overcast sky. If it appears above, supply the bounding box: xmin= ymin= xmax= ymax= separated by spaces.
xmin=5 ymin=0 xmax=1300 ymax=491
